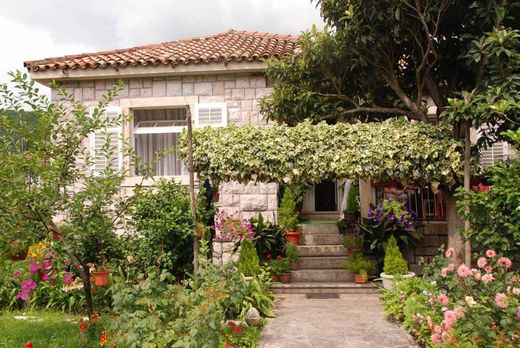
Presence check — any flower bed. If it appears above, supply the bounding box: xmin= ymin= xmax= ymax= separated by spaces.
xmin=383 ymin=248 xmax=520 ymax=346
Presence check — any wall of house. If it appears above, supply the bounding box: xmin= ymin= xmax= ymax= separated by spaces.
xmin=51 ymin=71 xmax=279 ymax=227
xmin=53 ymin=72 xmax=273 ymax=126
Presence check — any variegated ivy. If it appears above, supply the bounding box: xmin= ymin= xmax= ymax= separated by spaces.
xmin=179 ymin=118 xmax=463 ymax=187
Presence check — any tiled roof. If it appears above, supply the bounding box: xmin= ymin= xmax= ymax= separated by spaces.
xmin=24 ymin=29 xmax=298 ymax=72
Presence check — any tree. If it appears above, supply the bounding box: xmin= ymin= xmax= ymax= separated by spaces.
xmin=0 ymin=72 xmax=147 ymax=316
xmin=259 ymin=0 xmax=520 ymax=261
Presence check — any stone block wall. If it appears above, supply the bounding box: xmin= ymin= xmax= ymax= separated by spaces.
xmin=53 ymin=72 xmax=273 ymax=125
xmin=217 ymin=181 xmax=278 ymax=223
xmin=406 ymin=222 xmax=448 ymax=274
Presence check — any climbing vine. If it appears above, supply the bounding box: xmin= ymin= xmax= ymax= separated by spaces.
xmin=179 ymin=118 xmax=462 ymax=187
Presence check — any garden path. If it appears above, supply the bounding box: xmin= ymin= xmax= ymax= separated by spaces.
xmin=259 ymin=293 xmax=416 ymax=348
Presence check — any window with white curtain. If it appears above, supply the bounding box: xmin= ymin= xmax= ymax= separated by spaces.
xmin=89 ymin=107 xmax=123 ymax=173
xmin=133 ymin=108 xmax=188 ymax=176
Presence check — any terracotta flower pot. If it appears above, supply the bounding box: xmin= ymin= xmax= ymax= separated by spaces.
xmin=211 ymin=192 xmax=220 ymax=202
xmin=92 ymin=270 xmax=110 ymax=287
xmin=285 ymin=231 xmax=301 ymax=245
xmin=354 ymin=273 xmax=367 ymax=284
xmin=279 ymin=272 xmax=292 ymax=284
xmin=271 ymin=274 xmax=280 ymax=282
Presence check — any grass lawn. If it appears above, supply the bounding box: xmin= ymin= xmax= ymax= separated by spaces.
xmin=0 ymin=310 xmax=97 ymax=348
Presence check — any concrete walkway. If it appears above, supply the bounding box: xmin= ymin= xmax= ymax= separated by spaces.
xmin=259 ymin=294 xmax=416 ymax=348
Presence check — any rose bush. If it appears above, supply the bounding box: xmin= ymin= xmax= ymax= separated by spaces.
xmin=383 ymin=248 xmax=520 ymax=347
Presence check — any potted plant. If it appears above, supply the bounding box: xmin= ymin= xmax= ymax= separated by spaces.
xmin=238 ymin=239 xmax=262 ymax=282
xmin=380 ymin=235 xmax=415 ymax=290
xmin=344 ymin=251 xmax=376 ymax=284
xmin=285 ymin=243 xmax=299 ymax=270
xmin=269 ymin=257 xmax=291 ymax=283
xmin=341 ymin=232 xmax=362 ymax=256
xmin=211 ymin=181 xmax=220 ymax=202
xmin=278 ymin=188 xmax=301 ymax=245
xmin=91 ymin=248 xmax=110 ymax=287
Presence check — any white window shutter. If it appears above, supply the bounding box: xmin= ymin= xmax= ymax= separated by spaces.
xmin=194 ymin=103 xmax=227 ymax=128
xmin=89 ymin=107 xmax=123 ymax=173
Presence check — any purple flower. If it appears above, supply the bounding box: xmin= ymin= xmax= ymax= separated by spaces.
xmin=29 ymin=263 xmax=42 ymax=274
xmin=374 ymin=217 xmax=381 ymax=223
xmin=41 ymin=271 xmax=50 ymax=281
xmin=367 ymin=213 xmax=373 ymax=219
xmin=16 ymin=292 xmax=30 ymax=301
xmin=63 ymin=272 xmax=74 ymax=284
xmin=21 ymin=279 xmax=37 ymax=292
xmin=387 ymin=213 xmax=395 ymax=221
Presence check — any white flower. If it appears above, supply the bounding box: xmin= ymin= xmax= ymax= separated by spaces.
xmin=465 ymin=296 xmax=477 ymax=307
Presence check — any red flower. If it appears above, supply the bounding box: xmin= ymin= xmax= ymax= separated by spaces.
xmin=233 ymin=327 xmax=243 ymax=334
xmin=227 ymin=321 xmax=236 ymax=327
xmin=276 ymin=255 xmax=282 ymax=260
xmin=99 ymin=332 xmax=108 ymax=345
xmin=25 ymin=342 xmax=33 ymax=348
xmin=79 ymin=323 xmax=88 ymax=331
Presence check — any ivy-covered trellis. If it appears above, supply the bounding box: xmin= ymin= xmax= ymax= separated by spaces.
xmin=179 ymin=118 xmax=462 ymax=187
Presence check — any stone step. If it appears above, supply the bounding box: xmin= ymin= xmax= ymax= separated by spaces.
xmin=291 ymin=269 xmax=353 ymax=282
xmin=297 ymin=245 xmax=346 ymax=257
xmin=300 ymin=224 xmax=339 ymax=235
xmin=298 ymin=256 xmax=348 ymax=269
xmin=271 ymin=281 xmax=380 ymax=294
xmin=301 ymin=233 xmax=343 ymax=245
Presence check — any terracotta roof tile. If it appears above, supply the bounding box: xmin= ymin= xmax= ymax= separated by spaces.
xmin=24 ymin=29 xmax=298 ymax=72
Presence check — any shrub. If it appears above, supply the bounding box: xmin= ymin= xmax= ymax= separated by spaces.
xmin=249 ymin=214 xmax=285 ymax=263
xmin=277 ymin=188 xmax=299 ymax=232
xmin=284 ymin=243 xmax=298 ymax=265
xmin=268 ymin=258 xmax=290 ymax=275
xmin=238 ymin=239 xmax=262 ymax=276
xmin=383 ymin=236 xmax=408 ymax=276
xmin=129 ymin=179 xmax=194 ymax=277
xmin=382 ymin=248 xmax=520 ymax=347
xmin=344 ymin=251 xmax=376 ymax=275
xmin=345 ymin=184 xmax=360 ymax=218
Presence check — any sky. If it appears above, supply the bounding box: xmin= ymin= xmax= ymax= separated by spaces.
xmin=0 ymin=0 xmax=323 ymax=91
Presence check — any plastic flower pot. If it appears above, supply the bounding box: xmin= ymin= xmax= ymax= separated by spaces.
xmin=278 ymin=272 xmax=292 ymax=284
xmin=380 ymin=272 xmax=416 ymax=290
xmin=92 ymin=270 xmax=111 ymax=287
xmin=354 ymin=273 xmax=368 ymax=284
xmin=285 ymin=231 xmax=301 ymax=245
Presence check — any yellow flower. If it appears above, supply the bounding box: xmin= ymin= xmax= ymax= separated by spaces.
xmin=28 ymin=242 xmax=46 ymax=259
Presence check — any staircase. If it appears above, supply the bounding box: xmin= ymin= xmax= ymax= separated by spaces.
xmin=271 ymin=223 xmax=379 ymax=294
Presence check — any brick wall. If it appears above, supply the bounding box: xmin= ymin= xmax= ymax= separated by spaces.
xmin=406 ymin=222 xmax=448 ymax=274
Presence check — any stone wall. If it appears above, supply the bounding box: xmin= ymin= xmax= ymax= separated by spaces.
xmin=406 ymin=222 xmax=448 ymax=274
xmin=53 ymin=72 xmax=273 ymax=125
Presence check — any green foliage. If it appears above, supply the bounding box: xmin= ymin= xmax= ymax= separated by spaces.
xmin=268 ymin=258 xmax=290 ymax=275
xmin=277 ymin=188 xmax=300 ymax=232
xmin=238 ymin=239 xmax=262 ymax=276
xmin=383 ymin=236 xmax=408 ymax=276
xmin=382 ymin=249 xmax=520 ymax=347
xmin=128 ymin=179 xmax=194 ymax=277
xmin=284 ymin=243 xmax=298 ymax=264
xmin=108 ymin=262 xmax=273 ymax=347
xmin=345 ymin=184 xmax=360 ymax=217
xmin=249 ymin=214 xmax=285 ymax=263
xmin=343 ymin=252 xmax=376 ymax=275
xmin=241 ymin=269 xmax=275 ymax=318
xmin=180 ymin=119 xmax=463 ymax=187
xmin=456 ymin=130 xmax=520 ymax=256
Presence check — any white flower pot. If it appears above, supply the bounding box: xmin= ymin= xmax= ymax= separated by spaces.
xmin=380 ymin=272 xmax=416 ymax=290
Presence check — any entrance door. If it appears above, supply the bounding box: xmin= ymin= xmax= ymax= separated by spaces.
xmin=314 ymin=180 xmax=337 ymax=211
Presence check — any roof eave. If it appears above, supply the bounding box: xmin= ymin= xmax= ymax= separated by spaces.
xmin=28 ymin=60 xmax=268 ymax=85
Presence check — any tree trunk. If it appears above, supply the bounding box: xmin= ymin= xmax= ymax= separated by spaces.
xmin=69 ymin=254 xmax=94 ymax=316
xmin=446 ymin=191 xmax=466 ymax=265
xmin=186 ymin=105 xmax=199 ymax=273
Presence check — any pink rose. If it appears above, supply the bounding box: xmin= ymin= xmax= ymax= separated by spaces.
xmin=443 ymin=310 xmax=458 ymax=328
xmin=495 ymin=293 xmax=507 ymax=308
xmin=513 ymin=288 xmax=520 ymax=296
xmin=485 ymin=266 xmax=493 ymax=273
xmin=445 ymin=248 xmax=455 ymax=258
xmin=446 ymin=263 xmax=455 ymax=272
xmin=431 ymin=333 xmax=442 ymax=345
xmin=470 ymin=268 xmax=481 ymax=280
xmin=486 ymin=249 xmax=496 ymax=258
xmin=498 ymin=257 xmax=512 ymax=269
xmin=437 ymin=294 xmax=449 ymax=306
xmin=477 ymin=257 xmax=487 ymax=268
xmin=441 ymin=268 xmax=448 ymax=278
xmin=482 ymin=273 xmax=494 ymax=284
xmin=457 ymin=264 xmax=471 ymax=278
